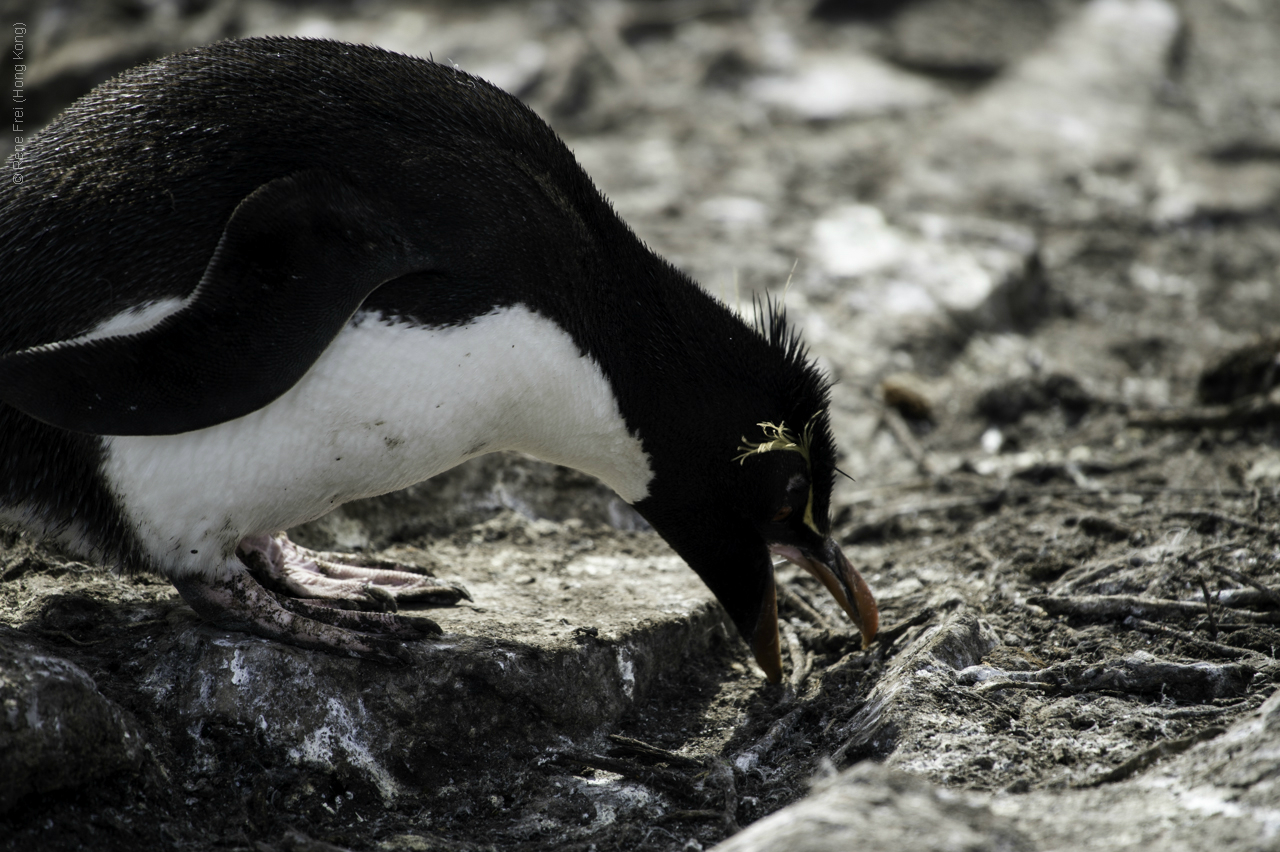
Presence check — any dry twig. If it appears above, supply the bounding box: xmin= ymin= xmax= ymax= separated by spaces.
xmin=1028 ymin=593 xmax=1280 ymax=624
xmin=879 ymin=405 xmax=936 ymax=477
xmin=732 ymin=708 xmax=803 ymax=774
xmin=607 ymin=735 xmax=702 ymax=768
xmin=30 ymin=628 xmax=112 ymax=646
xmin=1123 ymin=616 xmax=1264 ymax=662
xmin=656 ymin=809 xmax=723 ymax=823
xmin=554 ymin=752 xmax=702 ymax=803
xmin=1165 ymin=509 xmax=1273 ymax=537
xmin=873 ymin=607 xmax=937 ymax=649
xmin=776 ymin=583 xmax=835 ymax=632
xmin=782 ymin=621 xmax=811 ymax=693
xmin=1056 ymin=559 xmax=1130 ymax=593
xmin=968 ymin=654 xmax=1255 ymax=701
xmin=1189 ymin=542 xmax=1242 ymax=562
xmin=1209 ymin=564 xmax=1280 ymax=608
xmin=1198 ymin=576 xmax=1219 ymax=641
xmin=1127 ymin=388 xmax=1280 ymax=430
xmin=850 ymin=495 xmax=1004 ymax=539
xmin=974 ymin=680 xmax=1058 ymax=695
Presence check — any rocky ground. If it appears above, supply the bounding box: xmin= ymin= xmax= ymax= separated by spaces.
xmin=4 ymin=0 xmax=1280 ymax=850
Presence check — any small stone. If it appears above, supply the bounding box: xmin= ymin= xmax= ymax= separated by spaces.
xmin=749 ymin=52 xmax=944 ymax=121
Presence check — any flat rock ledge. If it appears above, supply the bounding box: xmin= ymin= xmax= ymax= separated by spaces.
xmin=0 ymin=521 xmax=725 ymax=809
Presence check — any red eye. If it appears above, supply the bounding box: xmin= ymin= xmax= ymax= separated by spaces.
xmin=772 ymin=506 xmax=793 ymax=522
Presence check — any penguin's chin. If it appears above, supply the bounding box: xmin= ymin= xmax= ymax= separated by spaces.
xmin=769 ymin=540 xmax=879 ymax=649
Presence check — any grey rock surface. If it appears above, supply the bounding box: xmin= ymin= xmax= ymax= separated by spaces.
xmin=1180 ymin=0 xmax=1280 ymax=156
xmin=716 ymin=688 xmax=1280 ymax=852
xmin=3 ymin=515 xmax=723 ymax=807
xmin=713 ymin=762 xmax=1031 ymax=852
xmin=0 ymin=633 xmax=145 ymax=811
xmin=996 ymin=687 xmax=1280 ymax=851
xmin=891 ymin=0 xmax=1180 ymax=214
xmin=748 ymin=52 xmax=946 ymax=122
xmin=890 ymin=0 xmax=1066 ymax=75
xmin=834 ymin=608 xmax=1001 ymax=768
xmin=134 ymin=531 xmax=722 ymax=800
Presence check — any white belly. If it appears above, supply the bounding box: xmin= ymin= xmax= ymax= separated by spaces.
xmin=101 ymin=305 xmax=653 ymax=578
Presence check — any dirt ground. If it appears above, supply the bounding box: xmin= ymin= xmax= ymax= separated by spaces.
xmin=3 ymin=0 xmax=1280 ymax=850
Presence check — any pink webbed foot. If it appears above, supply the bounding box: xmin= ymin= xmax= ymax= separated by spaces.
xmin=171 ymin=570 xmax=443 ymax=664
xmin=235 ymin=533 xmax=470 ymax=612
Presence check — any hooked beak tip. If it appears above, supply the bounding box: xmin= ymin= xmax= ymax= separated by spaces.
xmin=771 ymin=540 xmax=879 ymax=649
xmin=834 ymin=545 xmax=879 ymax=649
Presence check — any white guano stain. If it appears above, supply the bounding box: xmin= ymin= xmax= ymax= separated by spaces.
xmin=287 ymin=697 xmax=400 ymax=800
xmin=615 ymin=648 xmax=635 ymax=700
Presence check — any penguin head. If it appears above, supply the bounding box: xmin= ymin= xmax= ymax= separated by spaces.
xmin=631 ymin=305 xmax=879 ymax=683
xmin=727 ymin=415 xmax=878 ymax=682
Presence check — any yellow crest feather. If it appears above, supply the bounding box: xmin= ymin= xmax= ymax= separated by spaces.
xmin=733 ymin=417 xmax=817 ymax=465
xmin=734 ymin=415 xmax=824 ymax=535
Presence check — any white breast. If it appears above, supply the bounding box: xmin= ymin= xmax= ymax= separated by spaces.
xmin=101 ymin=305 xmax=653 ymax=578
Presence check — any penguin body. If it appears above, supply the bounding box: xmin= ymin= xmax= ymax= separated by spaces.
xmin=102 ymin=305 xmax=651 ymax=574
xmin=0 ymin=38 xmax=876 ymax=677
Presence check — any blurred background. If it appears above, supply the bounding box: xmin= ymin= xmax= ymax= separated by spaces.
xmin=6 ymin=0 xmax=1280 ymax=496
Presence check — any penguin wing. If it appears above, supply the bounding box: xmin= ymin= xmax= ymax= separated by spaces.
xmin=0 ymin=170 xmax=431 ymax=435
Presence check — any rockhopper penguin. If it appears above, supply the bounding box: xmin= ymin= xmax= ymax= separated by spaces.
xmin=0 ymin=37 xmax=878 ymax=680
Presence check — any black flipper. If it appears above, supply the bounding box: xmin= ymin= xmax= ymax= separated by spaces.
xmin=0 ymin=170 xmax=430 ymax=435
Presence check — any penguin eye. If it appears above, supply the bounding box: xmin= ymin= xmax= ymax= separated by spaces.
xmin=772 ymin=506 xmax=793 ymax=522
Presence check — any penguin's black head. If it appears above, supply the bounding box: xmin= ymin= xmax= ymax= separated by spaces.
xmin=733 ymin=416 xmax=832 ymax=544
xmin=728 ymin=411 xmax=878 ymax=682
xmin=631 ymin=300 xmax=878 ymax=683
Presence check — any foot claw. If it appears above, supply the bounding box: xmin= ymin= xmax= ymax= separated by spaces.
xmin=272 ymin=593 xmax=438 ymax=638
xmin=236 ymin=533 xmax=469 ymax=611
xmin=402 ymin=615 xmax=444 ymax=636
xmin=172 ymin=571 xmax=432 ymax=664
xmin=360 ymin=583 xmax=399 ymax=612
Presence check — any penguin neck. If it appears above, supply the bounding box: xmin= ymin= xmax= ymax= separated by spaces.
xmin=547 ymin=251 xmax=771 ymax=485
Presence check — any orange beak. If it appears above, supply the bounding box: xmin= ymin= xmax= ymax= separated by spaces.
xmin=749 ymin=540 xmax=878 ymax=682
